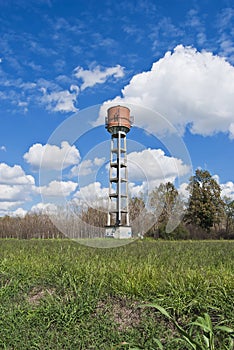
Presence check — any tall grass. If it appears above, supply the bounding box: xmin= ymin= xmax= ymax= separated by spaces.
xmin=0 ymin=239 xmax=233 ymax=349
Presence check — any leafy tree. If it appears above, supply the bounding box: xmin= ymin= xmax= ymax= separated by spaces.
xmin=158 ymin=182 xmax=179 ymax=225
xmin=223 ymin=197 xmax=234 ymax=237
xmin=149 ymin=182 xmax=178 ymax=219
xmin=129 ymin=195 xmax=148 ymax=235
xmin=129 ymin=196 xmax=145 ymax=222
xmin=81 ymin=206 xmax=106 ymax=228
xmin=147 ymin=182 xmax=182 ymax=238
xmin=186 ymin=169 xmax=224 ymax=233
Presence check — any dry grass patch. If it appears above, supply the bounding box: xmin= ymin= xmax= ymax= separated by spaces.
xmin=28 ymin=287 xmax=54 ymax=305
xmin=95 ymin=297 xmax=142 ymax=331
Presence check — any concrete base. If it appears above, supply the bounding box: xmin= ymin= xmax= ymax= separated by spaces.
xmin=105 ymin=226 xmax=132 ymax=239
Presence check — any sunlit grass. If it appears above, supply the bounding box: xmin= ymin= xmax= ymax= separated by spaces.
xmin=0 ymin=239 xmax=233 ymax=349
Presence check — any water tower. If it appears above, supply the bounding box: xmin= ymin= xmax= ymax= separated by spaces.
xmin=105 ymin=105 xmax=133 ymax=239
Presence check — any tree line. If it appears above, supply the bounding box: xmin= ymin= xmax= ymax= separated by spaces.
xmin=0 ymin=169 xmax=233 ymax=240
xmin=144 ymin=169 xmax=234 ymax=239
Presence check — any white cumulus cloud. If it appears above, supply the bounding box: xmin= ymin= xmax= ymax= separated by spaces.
xmin=74 ymin=64 xmax=124 ymax=90
xmin=220 ymin=181 xmax=234 ymax=200
xmin=128 ymin=148 xmax=190 ymax=184
xmin=103 ymin=148 xmax=190 ymax=198
xmin=40 ymin=84 xmax=79 ymax=113
xmin=73 ymin=181 xmax=108 ymax=208
xmin=229 ymin=123 xmax=234 ymax=139
xmin=24 ymin=141 xmax=81 ymax=170
xmin=30 ymin=202 xmax=58 ymax=214
xmin=0 ymin=184 xmax=30 ymax=201
xmin=179 ymin=178 xmax=234 ymax=202
xmin=97 ymin=45 xmax=234 ymax=138
xmin=93 ymin=157 xmax=106 ymax=166
xmin=70 ymin=157 xmax=106 ymax=177
xmin=0 ymin=163 xmax=36 ymax=213
xmin=0 ymin=163 xmax=35 ymax=185
xmin=178 ymin=182 xmax=190 ymax=201
xmin=38 ymin=180 xmax=78 ymax=197
xmin=71 ymin=159 xmax=93 ymax=177
xmin=11 ymin=207 xmax=27 ymax=217
xmin=128 ymin=182 xmax=147 ymax=197
xmin=0 ymin=201 xmax=24 ymax=212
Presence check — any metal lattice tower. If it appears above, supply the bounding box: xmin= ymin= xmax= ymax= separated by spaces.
xmin=105 ymin=105 xmax=133 ymax=239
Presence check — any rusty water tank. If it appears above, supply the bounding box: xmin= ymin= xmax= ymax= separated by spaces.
xmin=105 ymin=105 xmax=133 ymax=135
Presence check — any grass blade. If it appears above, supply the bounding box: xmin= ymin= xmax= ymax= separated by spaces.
xmin=153 ymin=338 xmax=164 ymax=349
xmin=143 ymin=303 xmax=172 ymax=319
xmin=215 ymin=325 xmax=234 ymax=334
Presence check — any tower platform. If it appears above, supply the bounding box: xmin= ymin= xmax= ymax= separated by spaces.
xmin=105 ymin=226 xmax=132 ymax=239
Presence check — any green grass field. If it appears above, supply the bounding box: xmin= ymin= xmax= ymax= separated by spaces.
xmin=0 ymin=239 xmax=233 ymax=349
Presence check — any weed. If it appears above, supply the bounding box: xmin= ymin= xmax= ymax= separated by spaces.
xmin=142 ymin=304 xmax=234 ymax=349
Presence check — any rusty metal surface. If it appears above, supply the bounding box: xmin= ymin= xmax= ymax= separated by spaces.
xmin=106 ymin=105 xmax=131 ymax=129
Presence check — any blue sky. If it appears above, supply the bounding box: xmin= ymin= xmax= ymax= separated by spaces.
xmin=0 ymin=0 xmax=234 ymax=217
